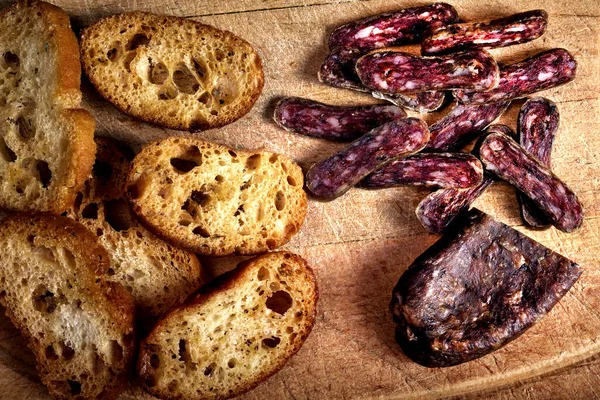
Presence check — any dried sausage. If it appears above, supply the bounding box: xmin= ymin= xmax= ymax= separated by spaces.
xmin=318 ymin=48 xmax=446 ymax=112
xmin=518 ymin=97 xmax=560 ymax=227
xmin=421 ymin=10 xmax=548 ymax=55
xmin=273 ymin=97 xmax=406 ymax=141
xmin=360 ymin=153 xmax=483 ymax=189
xmin=426 ymin=102 xmax=510 ymax=151
xmin=416 ymin=125 xmax=514 ymax=233
xmin=328 ymin=3 xmax=458 ymax=51
xmin=391 ymin=208 xmax=581 ymax=367
xmin=356 ymin=50 xmax=500 ymax=94
xmin=479 ymin=131 xmax=583 ymax=232
xmin=306 ymin=118 xmax=429 ymax=199
xmin=454 ymin=49 xmax=577 ymax=104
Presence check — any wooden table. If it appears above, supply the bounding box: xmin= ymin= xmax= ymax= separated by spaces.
xmin=0 ymin=0 xmax=599 ymax=398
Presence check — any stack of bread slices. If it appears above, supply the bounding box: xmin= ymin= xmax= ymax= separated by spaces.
xmin=0 ymin=2 xmax=317 ymax=400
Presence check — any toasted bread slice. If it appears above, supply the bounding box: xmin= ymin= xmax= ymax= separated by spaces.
xmin=138 ymin=251 xmax=318 ymax=400
xmin=80 ymin=12 xmax=264 ymax=131
xmin=0 ymin=1 xmax=95 ymax=214
xmin=127 ymin=137 xmax=307 ymax=255
xmin=67 ymin=137 xmax=203 ymax=318
xmin=0 ymin=213 xmax=135 ymax=400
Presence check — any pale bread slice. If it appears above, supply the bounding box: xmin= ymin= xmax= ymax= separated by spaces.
xmin=66 ymin=137 xmax=203 ymax=318
xmin=0 ymin=213 xmax=135 ymax=400
xmin=126 ymin=136 xmax=307 ymax=255
xmin=137 ymin=251 xmax=318 ymax=400
xmin=0 ymin=1 xmax=95 ymax=214
xmin=80 ymin=12 xmax=264 ymax=131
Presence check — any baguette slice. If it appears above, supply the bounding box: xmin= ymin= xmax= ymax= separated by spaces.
xmin=67 ymin=137 xmax=203 ymax=318
xmin=0 ymin=213 xmax=135 ymax=400
xmin=138 ymin=251 xmax=318 ymax=400
xmin=127 ymin=137 xmax=307 ymax=255
xmin=0 ymin=1 xmax=95 ymax=214
xmin=80 ymin=12 xmax=264 ymax=131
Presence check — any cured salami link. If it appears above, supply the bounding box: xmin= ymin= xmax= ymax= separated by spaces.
xmin=359 ymin=153 xmax=483 ymax=189
xmin=454 ymin=48 xmax=577 ymax=104
xmin=391 ymin=208 xmax=581 ymax=367
xmin=372 ymin=91 xmax=446 ymax=113
xmin=426 ymin=101 xmax=510 ymax=151
xmin=328 ymin=3 xmax=458 ymax=52
xmin=479 ymin=132 xmax=583 ymax=232
xmin=416 ymin=124 xmax=514 ymax=233
xmin=356 ymin=50 xmax=500 ymax=94
xmin=421 ymin=10 xmax=548 ymax=55
xmin=318 ymin=48 xmax=446 ymax=112
xmin=306 ymin=118 xmax=429 ymax=199
xmin=518 ymin=97 xmax=560 ymax=227
xmin=273 ymin=97 xmax=406 ymax=141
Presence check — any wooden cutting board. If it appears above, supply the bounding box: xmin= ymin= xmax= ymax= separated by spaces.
xmin=0 ymin=0 xmax=599 ymax=398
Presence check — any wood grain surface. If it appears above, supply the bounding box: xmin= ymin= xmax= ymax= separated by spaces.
xmin=0 ymin=0 xmax=599 ymax=399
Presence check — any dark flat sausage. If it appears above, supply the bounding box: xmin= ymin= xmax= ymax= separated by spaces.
xmin=416 ymin=125 xmax=514 ymax=233
xmin=306 ymin=118 xmax=429 ymax=199
xmin=518 ymin=97 xmax=560 ymax=228
xmin=356 ymin=50 xmax=500 ymax=94
xmin=421 ymin=10 xmax=548 ymax=55
xmin=426 ymin=101 xmax=510 ymax=151
xmin=391 ymin=208 xmax=581 ymax=367
xmin=454 ymin=49 xmax=577 ymax=104
xmin=273 ymin=97 xmax=406 ymax=141
xmin=479 ymin=132 xmax=583 ymax=232
xmin=328 ymin=3 xmax=458 ymax=51
xmin=360 ymin=153 xmax=483 ymax=189
xmin=318 ymin=48 xmax=446 ymax=112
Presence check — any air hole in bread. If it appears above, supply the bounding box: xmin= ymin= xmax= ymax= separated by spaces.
xmin=73 ymin=193 xmax=83 ymax=212
xmin=210 ymin=110 xmax=218 ymax=116
xmin=123 ymin=52 xmax=136 ymax=72
xmin=150 ymin=353 xmax=160 ymax=368
xmin=178 ymin=217 xmax=192 ymax=227
xmin=110 ymin=340 xmax=124 ymax=363
xmin=128 ymin=173 xmax=151 ymax=199
xmin=173 ymin=64 xmax=200 ymax=94
xmin=104 ymin=199 xmax=133 ymax=231
xmin=269 ymin=282 xmax=280 ymax=291
xmin=32 ymin=287 xmax=57 ymax=313
xmin=269 ymin=154 xmax=278 ymax=163
xmin=148 ymin=59 xmax=168 ymax=85
xmin=67 ymin=380 xmax=81 ymax=395
xmin=234 ymin=204 xmax=244 ymax=217
xmin=170 ymin=158 xmax=199 ymax=173
xmin=204 ymin=362 xmax=216 ymax=376
xmin=33 ymin=246 xmax=55 ymax=262
xmin=266 ymin=291 xmax=293 ymax=315
xmin=93 ymin=161 xmax=112 ymax=181
xmin=159 ymin=86 xmax=178 ymax=100
xmin=107 ymin=47 xmax=119 ymax=62
xmin=257 ymin=267 xmax=269 ymax=281
xmin=36 ymin=160 xmax=51 ymax=188
xmin=17 ymin=116 xmax=34 ymax=141
xmin=3 ymin=51 xmax=19 ymax=69
xmin=266 ymin=239 xmax=277 ymax=249
xmin=192 ymin=226 xmax=210 ymax=238
xmin=81 ymin=203 xmax=98 ymax=219
xmin=45 ymin=345 xmax=58 ymax=361
xmin=0 ymin=136 xmax=17 ymax=162
xmin=246 ymin=154 xmax=261 ymax=170
xmin=178 ymin=339 xmax=190 ymax=362
xmin=93 ymin=352 xmax=106 ymax=374
xmin=168 ymin=380 xmax=178 ymax=392
xmin=214 ymin=49 xmax=225 ymax=62
xmin=262 ymin=336 xmax=281 ymax=348
xmin=97 ymin=228 xmax=104 ymax=237
xmin=215 ymin=175 xmax=224 ymax=183
xmin=61 ymin=248 xmax=76 ymax=269
xmin=274 ymin=191 xmax=286 ymax=211
xmin=127 ymin=34 xmax=150 ymax=51
xmin=158 ymin=186 xmax=171 ymax=199
xmin=191 ymin=190 xmax=211 ymax=207
xmin=287 ymin=175 xmax=298 ymax=186
xmin=59 ymin=341 xmax=75 ymax=360
xmin=145 ymin=374 xmax=157 ymax=387
xmin=197 ymin=92 xmax=211 ymax=106
xmin=286 ymin=326 xmax=294 ymax=333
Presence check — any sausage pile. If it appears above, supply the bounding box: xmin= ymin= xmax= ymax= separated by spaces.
xmin=272 ymin=3 xmax=584 ymax=366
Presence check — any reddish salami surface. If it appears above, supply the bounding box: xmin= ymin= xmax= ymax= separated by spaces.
xmin=274 ymin=97 xmax=406 ymax=141
xmin=479 ymin=132 xmax=583 ymax=232
xmin=328 ymin=3 xmax=458 ymax=52
xmin=391 ymin=208 xmax=581 ymax=367
xmin=356 ymin=50 xmax=500 ymax=94
xmin=416 ymin=125 xmax=513 ymax=233
xmin=421 ymin=10 xmax=548 ymax=55
xmin=306 ymin=118 xmax=429 ymax=199
xmin=426 ymin=101 xmax=510 ymax=151
xmin=518 ymin=97 xmax=560 ymax=227
xmin=454 ymin=49 xmax=577 ymax=104
xmin=360 ymin=153 xmax=483 ymax=189
xmin=318 ymin=48 xmax=446 ymax=112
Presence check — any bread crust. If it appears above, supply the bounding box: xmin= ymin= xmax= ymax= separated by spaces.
xmin=80 ymin=12 xmax=264 ymax=131
xmin=137 ymin=251 xmax=318 ymax=400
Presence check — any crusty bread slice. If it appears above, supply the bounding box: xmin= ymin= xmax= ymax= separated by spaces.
xmin=66 ymin=137 xmax=203 ymax=318
xmin=138 ymin=251 xmax=318 ymax=400
xmin=0 ymin=1 xmax=96 ymax=214
xmin=0 ymin=213 xmax=135 ymax=400
xmin=127 ymin=136 xmax=307 ymax=255
xmin=80 ymin=12 xmax=264 ymax=131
